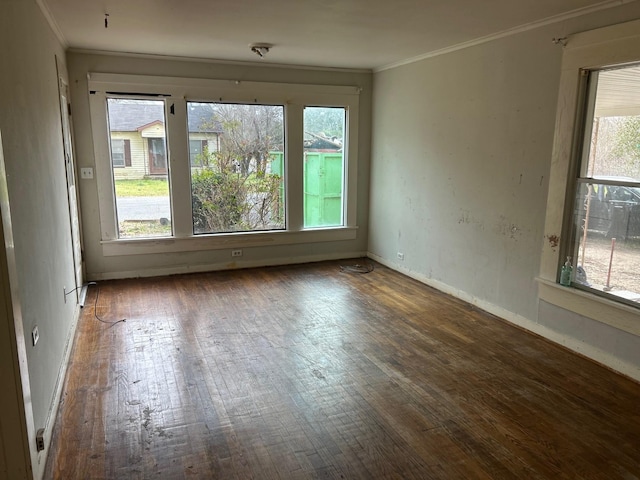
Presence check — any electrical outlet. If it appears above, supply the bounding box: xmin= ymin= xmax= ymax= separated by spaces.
xmin=35 ymin=428 xmax=45 ymax=452
xmin=80 ymin=167 xmax=94 ymax=179
xmin=397 ymin=252 xmax=405 ymax=260
xmin=32 ymin=326 xmax=39 ymax=346
xmin=231 ymin=249 xmax=243 ymax=257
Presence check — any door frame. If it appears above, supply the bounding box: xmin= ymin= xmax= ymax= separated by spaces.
xmin=56 ymin=58 xmax=84 ymax=295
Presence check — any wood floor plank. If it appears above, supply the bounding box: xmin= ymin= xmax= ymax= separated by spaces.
xmin=44 ymin=260 xmax=640 ymax=479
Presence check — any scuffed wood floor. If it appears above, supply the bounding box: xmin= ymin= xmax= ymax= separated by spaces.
xmin=45 ymin=260 xmax=640 ymax=479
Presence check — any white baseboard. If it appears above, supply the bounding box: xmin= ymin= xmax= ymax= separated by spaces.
xmin=367 ymin=253 xmax=640 ymax=383
xmin=34 ymin=302 xmax=82 ymax=479
xmin=88 ymin=251 xmax=368 ymax=281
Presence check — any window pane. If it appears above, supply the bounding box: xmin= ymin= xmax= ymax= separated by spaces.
xmin=107 ymin=98 xmax=172 ymax=239
xmin=189 ymin=140 xmax=205 ymax=166
xmin=187 ymin=102 xmax=285 ymax=234
xmin=571 ymin=182 xmax=640 ymax=301
xmin=111 ymin=139 xmax=125 ymax=167
xmin=303 ymin=107 xmax=345 ymax=228
xmin=570 ymin=64 xmax=640 ymax=304
xmin=586 ymin=66 xmax=640 ymax=179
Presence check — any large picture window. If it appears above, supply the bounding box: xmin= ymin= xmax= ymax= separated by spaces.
xmin=188 ymin=102 xmax=285 ymax=234
xmin=567 ymin=64 xmax=640 ymax=305
xmin=88 ymin=74 xmax=360 ymax=253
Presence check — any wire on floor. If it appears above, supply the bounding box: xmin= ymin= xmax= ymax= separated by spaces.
xmin=339 ymin=263 xmax=374 ymax=274
xmin=91 ymin=282 xmax=126 ymax=326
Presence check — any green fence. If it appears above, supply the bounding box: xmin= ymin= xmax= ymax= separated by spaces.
xmin=269 ymin=152 xmax=285 ymax=222
xmin=269 ymin=151 xmax=344 ymax=227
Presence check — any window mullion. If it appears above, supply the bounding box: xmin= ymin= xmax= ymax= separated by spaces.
xmin=286 ymin=104 xmax=304 ymax=231
xmin=89 ymin=92 xmax=118 ymax=241
xmin=345 ymin=102 xmax=359 ymax=227
xmin=166 ymin=99 xmax=192 ymax=238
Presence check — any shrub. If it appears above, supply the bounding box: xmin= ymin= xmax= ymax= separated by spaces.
xmin=191 ymin=168 xmax=246 ymax=233
xmin=191 ymin=152 xmax=283 ymax=234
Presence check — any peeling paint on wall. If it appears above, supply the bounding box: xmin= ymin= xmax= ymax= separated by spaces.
xmin=495 ymin=215 xmax=522 ymax=240
xmin=457 ymin=209 xmax=485 ymax=231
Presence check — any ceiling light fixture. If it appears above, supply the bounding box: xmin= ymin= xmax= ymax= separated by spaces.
xmin=249 ymin=43 xmax=273 ymax=58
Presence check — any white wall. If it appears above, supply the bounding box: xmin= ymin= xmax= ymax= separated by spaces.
xmin=67 ymin=53 xmax=372 ymax=279
xmin=371 ymin=27 xmax=558 ymax=321
xmin=369 ymin=4 xmax=640 ymax=378
xmin=0 ymin=1 xmax=79 ymax=478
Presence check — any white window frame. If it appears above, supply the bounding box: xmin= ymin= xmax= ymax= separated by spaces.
xmin=88 ymin=73 xmax=360 ymax=256
xmin=539 ymin=19 xmax=640 ymax=336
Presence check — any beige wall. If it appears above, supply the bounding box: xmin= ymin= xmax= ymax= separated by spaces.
xmin=0 ymin=0 xmax=79 ymax=478
xmin=68 ymin=53 xmax=372 ymax=279
xmin=371 ymin=26 xmax=560 ymax=322
xmin=369 ymin=3 xmax=640 ymax=379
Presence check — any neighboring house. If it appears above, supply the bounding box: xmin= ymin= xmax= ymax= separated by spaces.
xmin=303 ymin=131 xmax=343 ymax=152
xmin=108 ymin=102 xmax=223 ymax=179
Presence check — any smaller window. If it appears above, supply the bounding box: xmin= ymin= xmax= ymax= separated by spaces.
xmin=189 ymin=140 xmax=208 ymax=166
xmin=107 ymin=98 xmax=171 ymax=239
xmin=567 ymin=64 xmax=640 ymax=305
xmin=110 ymin=139 xmax=131 ymax=167
xmin=303 ymin=106 xmax=346 ymax=228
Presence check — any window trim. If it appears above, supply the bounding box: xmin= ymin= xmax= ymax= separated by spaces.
xmin=187 ymin=101 xmax=287 ymax=234
xmin=563 ymin=65 xmax=640 ymax=310
xmin=540 ymin=18 xmax=640 ymax=332
xmin=303 ymin=105 xmax=347 ymax=229
xmin=88 ymin=73 xmax=360 ymax=254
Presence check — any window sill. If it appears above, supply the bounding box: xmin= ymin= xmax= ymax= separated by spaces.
xmin=101 ymin=226 xmax=358 ymax=257
xmin=537 ymin=277 xmax=640 ymax=336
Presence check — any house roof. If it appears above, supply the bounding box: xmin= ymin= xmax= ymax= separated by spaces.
xmin=108 ymin=101 xmax=223 ymax=133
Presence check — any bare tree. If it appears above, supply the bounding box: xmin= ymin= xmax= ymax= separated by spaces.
xmin=214 ymin=104 xmax=284 ymax=175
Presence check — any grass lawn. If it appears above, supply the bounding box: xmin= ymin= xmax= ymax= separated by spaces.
xmin=119 ymin=220 xmax=171 ymax=238
xmin=115 ymin=179 xmax=169 ymax=197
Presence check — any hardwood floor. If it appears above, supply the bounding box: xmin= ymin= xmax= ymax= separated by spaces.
xmin=45 ymin=260 xmax=640 ymax=479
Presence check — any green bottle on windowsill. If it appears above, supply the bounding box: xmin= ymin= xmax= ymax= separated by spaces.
xmin=560 ymin=257 xmax=573 ymax=286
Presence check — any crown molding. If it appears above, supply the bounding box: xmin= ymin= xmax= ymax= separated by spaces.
xmin=35 ymin=0 xmax=68 ymax=47
xmin=375 ymin=0 xmax=639 ymax=72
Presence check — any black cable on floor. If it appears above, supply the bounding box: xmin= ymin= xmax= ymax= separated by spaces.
xmin=92 ymin=282 xmax=126 ymax=326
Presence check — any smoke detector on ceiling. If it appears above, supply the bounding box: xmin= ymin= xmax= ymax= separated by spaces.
xmin=249 ymin=43 xmax=273 ymax=58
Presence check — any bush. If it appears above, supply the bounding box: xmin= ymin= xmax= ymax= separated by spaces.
xmin=191 ymin=153 xmax=283 ymax=234
xmin=191 ymin=168 xmax=247 ymax=233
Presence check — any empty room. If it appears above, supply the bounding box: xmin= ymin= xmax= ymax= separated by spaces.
xmin=2 ymin=0 xmax=640 ymax=478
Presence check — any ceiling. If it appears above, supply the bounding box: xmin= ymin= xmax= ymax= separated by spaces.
xmin=41 ymin=0 xmax=630 ymax=71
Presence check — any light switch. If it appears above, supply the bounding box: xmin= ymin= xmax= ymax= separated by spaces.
xmin=80 ymin=167 xmax=94 ymax=179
